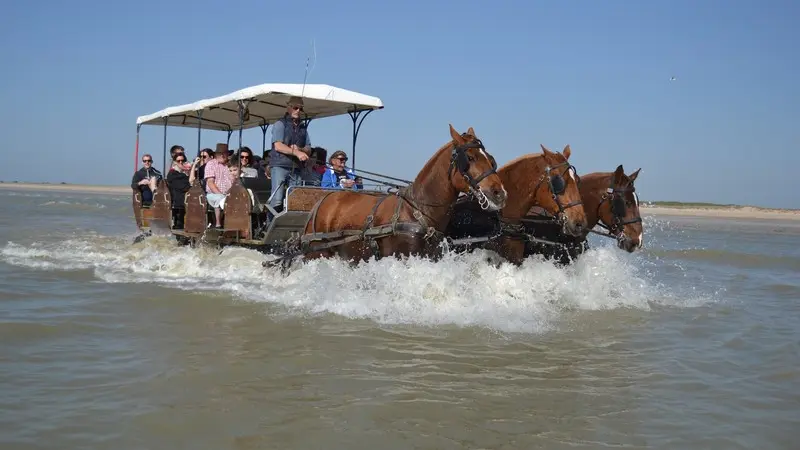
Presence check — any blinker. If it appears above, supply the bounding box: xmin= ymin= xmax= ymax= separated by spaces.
xmin=612 ymin=195 xmax=627 ymax=217
xmin=550 ymin=175 xmax=566 ymax=195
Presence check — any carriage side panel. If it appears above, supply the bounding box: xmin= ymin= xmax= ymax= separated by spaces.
xmin=184 ymin=183 xmax=207 ymax=234
xmin=224 ymin=182 xmax=251 ymax=239
xmin=149 ymin=179 xmax=172 ymax=230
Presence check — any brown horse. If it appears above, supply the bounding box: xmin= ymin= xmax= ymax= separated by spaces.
xmin=446 ymin=144 xmax=588 ymax=265
xmin=297 ymin=124 xmax=508 ymax=263
xmin=524 ymin=164 xmax=643 ymax=265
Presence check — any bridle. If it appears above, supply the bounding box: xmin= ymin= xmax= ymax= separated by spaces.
xmin=594 ymin=182 xmax=642 ymax=239
xmin=449 ymin=135 xmax=499 ymax=211
xmin=398 ymin=134 xmax=500 ymax=234
xmin=531 ymin=159 xmax=583 ymax=224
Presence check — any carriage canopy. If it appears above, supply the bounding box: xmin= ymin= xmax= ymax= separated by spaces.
xmin=136 ymin=83 xmax=385 ymax=131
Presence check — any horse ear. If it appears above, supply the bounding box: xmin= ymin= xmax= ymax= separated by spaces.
xmin=562 ymin=145 xmax=571 ymax=160
xmin=614 ymin=164 xmax=625 ymax=183
xmin=449 ymin=124 xmax=465 ymax=144
xmin=628 ymin=168 xmax=641 ymax=182
xmin=540 ymin=144 xmax=552 ymax=157
xmin=466 ymin=126 xmax=475 ymax=136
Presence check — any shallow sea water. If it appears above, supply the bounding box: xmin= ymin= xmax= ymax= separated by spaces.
xmin=0 ymin=188 xmax=798 ymax=449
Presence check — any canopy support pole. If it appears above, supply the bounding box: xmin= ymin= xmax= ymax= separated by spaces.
xmin=348 ymin=109 xmax=373 ymax=170
xmin=162 ymin=118 xmax=168 ymax=174
xmin=134 ymin=124 xmax=141 ymax=172
xmin=260 ymin=124 xmax=269 ymax=159
xmin=237 ymin=100 xmax=248 ymax=169
xmin=196 ymin=110 xmax=203 ymax=158
xmin=226 ymin=130 xmax=233 ymax=146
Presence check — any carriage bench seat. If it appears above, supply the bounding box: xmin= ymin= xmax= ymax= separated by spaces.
xmin=242 ymin=176 xmax=272 ymax=211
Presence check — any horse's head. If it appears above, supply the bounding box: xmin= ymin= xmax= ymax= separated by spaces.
xmin=536 ymin=145 xmax=588 ymax=237
xmin=598 ymin=165 xmax=643 ymax=252
xmin=448 ymin=124 xmax=507 ymax=211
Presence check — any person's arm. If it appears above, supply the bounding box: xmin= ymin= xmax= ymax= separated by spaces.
xmin=206 ymin=177 xmax=221 ymax=194
xmin=320 ymin=170 xmax=338 ymax=188
xmin=204 ymin=164 xmax=221 ymax=194
xmin=271 ymin=121 xmax=292 ymax=155
xmin=131 ymin=171 xmax=141 ymax=190
xmin=189 ymin=158 xmax=200 ymax=184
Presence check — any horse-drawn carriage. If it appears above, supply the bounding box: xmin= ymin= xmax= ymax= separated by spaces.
xmin=132 ymin=83 xmax=387 ymax=253
xmin=132 ymin=81 xmax=645 ymax=268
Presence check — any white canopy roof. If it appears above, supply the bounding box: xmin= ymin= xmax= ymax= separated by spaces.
xmin=136 ymin=83 xmax=384 ymax=131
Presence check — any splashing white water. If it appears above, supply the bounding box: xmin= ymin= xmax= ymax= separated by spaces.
xmin=0 ymin=233 xmax=714 ymax=333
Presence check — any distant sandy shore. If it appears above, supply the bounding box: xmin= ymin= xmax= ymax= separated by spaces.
xmin=0 ymin=182 xmax=130 ymax=195
xmin=2 ymin=182 xmax=798 ymax=221
xmin=641 ymin=205 xmax=800 ymax=221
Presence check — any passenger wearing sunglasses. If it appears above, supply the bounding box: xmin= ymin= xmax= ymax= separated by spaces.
xmin=268 ymin=96 xmax=312 ymax=214
xmin=130 ymin=153 xmax=163 ymax=205
xmin=237 ymin=147 xmax=261 ymax=178
xmin=167 ymin=153 xmax=192 ymax=229
xmin=189 ymin=148 xmax=213 ymax=189
xmin=321 ymin=150 xmax=361 ymax=190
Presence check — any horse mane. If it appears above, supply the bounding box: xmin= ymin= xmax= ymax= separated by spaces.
xmin=411 ymin=138 xmax=458 ymax=185
xmin=502 ymin=152 xmax=546 ymax=168
xmin=498 ymin=152 xmax=550 ymax=188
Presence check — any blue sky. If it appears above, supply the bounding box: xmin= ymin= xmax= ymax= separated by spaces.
xmin=1 ymin=0 xmax=798 ymax=208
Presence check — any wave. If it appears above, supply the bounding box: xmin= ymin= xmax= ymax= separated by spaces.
xmin=649 ymin=248 xmax=800 ymax=271
xmin=0 ymin=234 xmax=715 ymax=333
xmin=40 ymin=200 xmax=107 ymax=209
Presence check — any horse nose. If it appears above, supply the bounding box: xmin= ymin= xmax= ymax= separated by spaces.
xmin=492 ymin=187 xmax=507 ymax=203
xmin=573 ymin=221 xmax=585 ymax=236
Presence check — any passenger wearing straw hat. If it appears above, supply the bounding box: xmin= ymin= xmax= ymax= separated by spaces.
xmin=321 ymin=150 xmax=361 ymax=190
xmin=268 ymin=96 xmax=312 ymax=214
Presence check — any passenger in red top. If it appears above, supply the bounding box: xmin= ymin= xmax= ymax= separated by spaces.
xmin=204 ymin=151 xmax=233 ymax=228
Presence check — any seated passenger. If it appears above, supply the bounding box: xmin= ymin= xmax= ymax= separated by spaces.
xmin=321 ymin=150 xmax=361 ymax=190
xmin=167 ymin=153 xmax=192 ymax=229
xmin=131 ymin=153 xmax=162 ymax=205
xmin=204 ymin=150 xmax=233 ymax=229
xmin=237 ymin=147 xmax=262 ymax=178
xmin=190 ymin=148 xmax=212 ymax=189
xmin=228 ymin=162 xmax=241 ymax=179
xmin=169 ymin=144 xmax=185 ymax=161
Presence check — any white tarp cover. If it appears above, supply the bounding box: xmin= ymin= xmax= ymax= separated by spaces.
xmin=136 ymin=83 xmax=384 ymax=131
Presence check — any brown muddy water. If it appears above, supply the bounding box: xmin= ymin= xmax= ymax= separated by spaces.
xmin=0 ymin=189 xmax=798 ymax=449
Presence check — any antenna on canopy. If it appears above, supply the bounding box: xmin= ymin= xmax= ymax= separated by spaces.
xmin=300 ymin=39 xmax=317 ymax=99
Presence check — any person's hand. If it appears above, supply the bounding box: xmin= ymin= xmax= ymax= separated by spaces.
xmin=294 ymin=149 xmax=309 ymax=162
xmin=138 ymin=179 xmax=149 ymax=185
xmin=342 ymin=179 xmax=355 ymax=188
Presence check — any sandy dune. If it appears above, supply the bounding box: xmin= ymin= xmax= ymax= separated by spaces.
xmin=0 ymin=182 xmax=130 ymax=195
